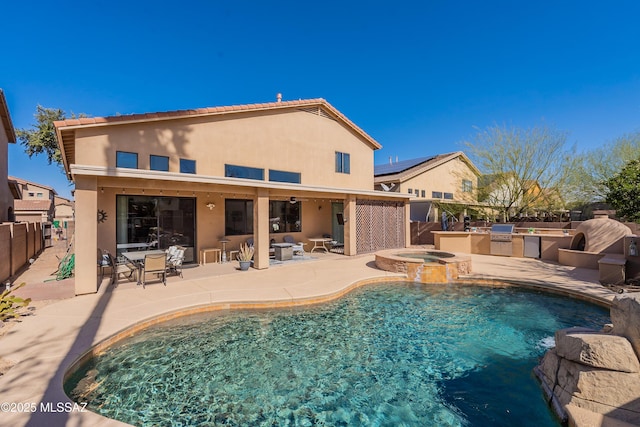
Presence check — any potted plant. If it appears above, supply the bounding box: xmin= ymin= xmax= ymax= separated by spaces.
xmin=237 ymin=243 xmax=254 ymax=271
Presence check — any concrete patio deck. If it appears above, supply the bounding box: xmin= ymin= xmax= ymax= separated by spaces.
xmin=0 ymin=244 xmax=624 ymax=427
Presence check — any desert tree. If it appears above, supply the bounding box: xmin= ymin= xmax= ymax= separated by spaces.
xmin=17 ymin=105 xmax=87 ymax=171
xmin=604 ymin=158 xmax=640 ymax=223
xmin=566 ymin=131 xmax=640 ymax=205
xmin=464 ymin=123 xmax=576 ymax=221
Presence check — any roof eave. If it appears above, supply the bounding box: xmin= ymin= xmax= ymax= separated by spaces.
xmin=0 ymin=89 xmax=16 ymax=144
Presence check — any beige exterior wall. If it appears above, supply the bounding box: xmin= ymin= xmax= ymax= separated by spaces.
xmin=16 ymin=181 xmax=55 ymax=202
xmin=74 ymin=110 xmax=374 ymax=191
xmin=0 ymin=123 xmax=12 ymax=223
xmin=61 ymin=103 xmax=410 ymax=295
xmin=400 ymin=156 xmax=477 ymax=203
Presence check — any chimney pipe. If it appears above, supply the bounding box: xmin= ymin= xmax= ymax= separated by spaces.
xmin=396 ymin=156 xmax=399 ymax=163
xmin=276 ymin=93 xmax=282 ymax=103
xmin=389 ymin=156 xmax=392 ymax=165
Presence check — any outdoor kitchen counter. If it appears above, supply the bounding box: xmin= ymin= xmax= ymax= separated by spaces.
xmin=433 ymin=231 xmax=573 ymax=262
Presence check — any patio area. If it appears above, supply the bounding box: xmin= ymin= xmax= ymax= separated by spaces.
xmin=0 ymin=241 xmax=623 ymax=426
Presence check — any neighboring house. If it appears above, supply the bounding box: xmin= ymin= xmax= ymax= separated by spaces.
xmin=9 ymin=176 xmax=57 ymax=222
xmin=0 ymin=89 xmax=16 ymax=223
xmin=54 ymin=195 xmax=75 ymax=240
xmin=479 ymin=173 xmax=566 ymax=221
xmin=374 ymin=151 xmax=480 ymax=222
xmin=55 ymin=97 xmax=411 ymax=295
xmin=54 ymin=195 xmax=74 ymax=221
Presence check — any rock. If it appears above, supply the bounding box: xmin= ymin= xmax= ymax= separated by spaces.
xmin=611 ymin=294 xmax=640 ymax=358
xmin=555 ymin=331 xmax=640 ymax=373
xmin=553 ymin=359 xmax=640 ymax=425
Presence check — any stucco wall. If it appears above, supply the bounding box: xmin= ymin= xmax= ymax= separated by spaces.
xmin=0 ymin=125 xmax=11 ymax=223
xmin=97 ymin=186 xmax=336 ymax=259
xmin=400 ymin=157 xmax=477 ymax=203
xmin=74 ymin=109 xmax=374 ymax=191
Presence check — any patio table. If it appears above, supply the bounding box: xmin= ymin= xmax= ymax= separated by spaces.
xmin=122 ymin=250 xmax=166 ymax=286
xmin=309 ymin=238 xmax=332 ymax=253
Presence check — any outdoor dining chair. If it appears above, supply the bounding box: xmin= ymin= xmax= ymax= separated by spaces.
xmin=105 ymin=251 xmax=137 ymax=287
xmin=167 ymin=247 xmax=185 ymax=278
xmin=141 ymin=252 xmax=167 ymax=288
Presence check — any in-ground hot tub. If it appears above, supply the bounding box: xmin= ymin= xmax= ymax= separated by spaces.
xmin=375 ymin=249 xmax=471 ymax=283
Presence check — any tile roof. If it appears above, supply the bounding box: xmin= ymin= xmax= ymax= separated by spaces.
xmin=14 ymin=199 xmax=52 ymax=211
xmin=8 ymin=176 xmax=58 ymax=194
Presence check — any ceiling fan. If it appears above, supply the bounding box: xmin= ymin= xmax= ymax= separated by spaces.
xmin=289 ymin=196 xmax=309 ymax=204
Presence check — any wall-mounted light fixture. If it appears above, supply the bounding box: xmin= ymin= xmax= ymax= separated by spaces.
xmin=206 ymin=202 xmax=216 ymax=210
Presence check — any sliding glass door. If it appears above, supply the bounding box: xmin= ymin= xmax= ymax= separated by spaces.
xmin=116 ymin=195 xmax=196 ymax=262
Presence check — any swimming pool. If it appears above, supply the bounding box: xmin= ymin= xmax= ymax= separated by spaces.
xmin=65 ymin=282 xmax=609 ymax=426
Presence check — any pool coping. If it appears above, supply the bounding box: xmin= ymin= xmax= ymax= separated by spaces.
xmin=0 ymin=253 xmax=620 ymax=426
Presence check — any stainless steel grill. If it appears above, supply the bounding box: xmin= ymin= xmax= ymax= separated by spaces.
xmin=490 ymin=224 xmax=515 ymax=256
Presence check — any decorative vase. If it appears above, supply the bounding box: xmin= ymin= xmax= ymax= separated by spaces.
xmin=239 ymin=260 xmax=251 ymax=271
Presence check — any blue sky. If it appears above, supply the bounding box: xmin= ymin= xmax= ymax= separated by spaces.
xmin=4 ymin=1 xmax=639 ymax=199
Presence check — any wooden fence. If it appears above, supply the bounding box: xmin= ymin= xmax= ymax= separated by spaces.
xmin=0 ymin=222 xmax=43 ymax=285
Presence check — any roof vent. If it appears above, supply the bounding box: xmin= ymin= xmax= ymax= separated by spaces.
xmin=276 ymin=93 xmax=282 ymax=103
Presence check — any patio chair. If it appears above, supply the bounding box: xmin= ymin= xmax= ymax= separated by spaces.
xmin=283 ymin=235 xmax=305 ymax=256
xmin=141 ymin=253 xmax=167 ymax=288
xmin=167 ymin=247 xmax=185 ymax=278
xmin=97 ymin=248 xmax=109 ymax=280
xmin=105 ymin=251 xmax=137 ymax=286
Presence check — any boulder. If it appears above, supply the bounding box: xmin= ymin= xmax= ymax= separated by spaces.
xmin=555 ymin=330 xmax=640 ymax=373
xmin=611 ymin=294 xmax=640 ymax=358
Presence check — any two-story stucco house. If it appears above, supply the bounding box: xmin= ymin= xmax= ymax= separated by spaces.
xmin=9 ymin=176 xmax=58 ymax=223
xmin=374 ymin=151 xmax=480 ymax=223
xmin=0 ymin=89 xmax=17 ymax=223
xmin=55 ymin=98 xmax=410 ymax=295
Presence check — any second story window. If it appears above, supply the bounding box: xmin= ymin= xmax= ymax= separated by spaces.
xmin=335 ymin=152 xmax=350 ymax=174
xmin=444 ymin=192 xmax=454 ymax=200
xmin=116 ymin=151 xmax=138 ymax=169
xmin=150 ymin=155 xmax=169 ymax=172
xmin=180 ymin=159 xmax=196 ymax=174
xmin=269 ymin=169 xmax=301 ymax=184
xmin=432 ymin=191 xmax=442 ymax=199
xmin=462 ymin=179 xmax=473 ymax=193
xmin=225 ymin=164 xmax=264 ymax=180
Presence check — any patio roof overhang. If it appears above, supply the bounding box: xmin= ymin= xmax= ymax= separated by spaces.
xmin=70 ymin=164 xmax=412 ymax=201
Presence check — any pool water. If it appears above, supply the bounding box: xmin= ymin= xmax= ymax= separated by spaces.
xmin=65 ymin=283 xmax=609 ymax=426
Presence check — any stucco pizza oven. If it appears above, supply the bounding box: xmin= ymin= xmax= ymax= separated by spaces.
xmin=559 ymin=215 xmax=632 ymax=269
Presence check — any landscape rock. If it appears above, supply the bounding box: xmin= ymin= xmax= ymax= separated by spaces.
xmin=555 ymin=331 xmax=640 ymax=373
xmin=611 ymin=293 xmax=640 ymax=358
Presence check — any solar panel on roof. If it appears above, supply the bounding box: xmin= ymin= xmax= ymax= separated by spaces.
xmin=374 ymin=156 xmax=436 ymax=176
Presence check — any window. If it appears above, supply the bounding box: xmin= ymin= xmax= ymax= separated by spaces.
xmin=269 ymin=169 xmax=301 ymax=184
xmin=37 ymin=193 xmax=43 ymax=198
xmin=408 ymin=189 xmax=413 ymax=194
xmin=150 ymin=155 xmax=169 ymax=171
xmin=225 ymin=164 xmax=264 ymax=180
xmin=180 ymin=159 xmax=196 ymax=174
xmin=414 ymin=189 xmax=419 ymax=196
xmin=116 ymin=195 xmax=195 ymax=262
xmin=462 ymin=179 xmax=473 ymax=193
xmin=116 ymin=151 xmax=138 ymax=169
xmin=335 ymin=152 xmax=350 ymax=174
xmin=421 ymin=190 xmax=426 ymax=198
xmin=432 ymin=191 xmax=442 ymax=199
xmin=225 ymin=199 xmax=254 ymax=235
xmin=270 ymin=201 xmax=301 ymax=233
xmin=444 ymin=192 xmax=454 ymax=200
xmin=28 ymin=192 xmax=35 ymax=197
